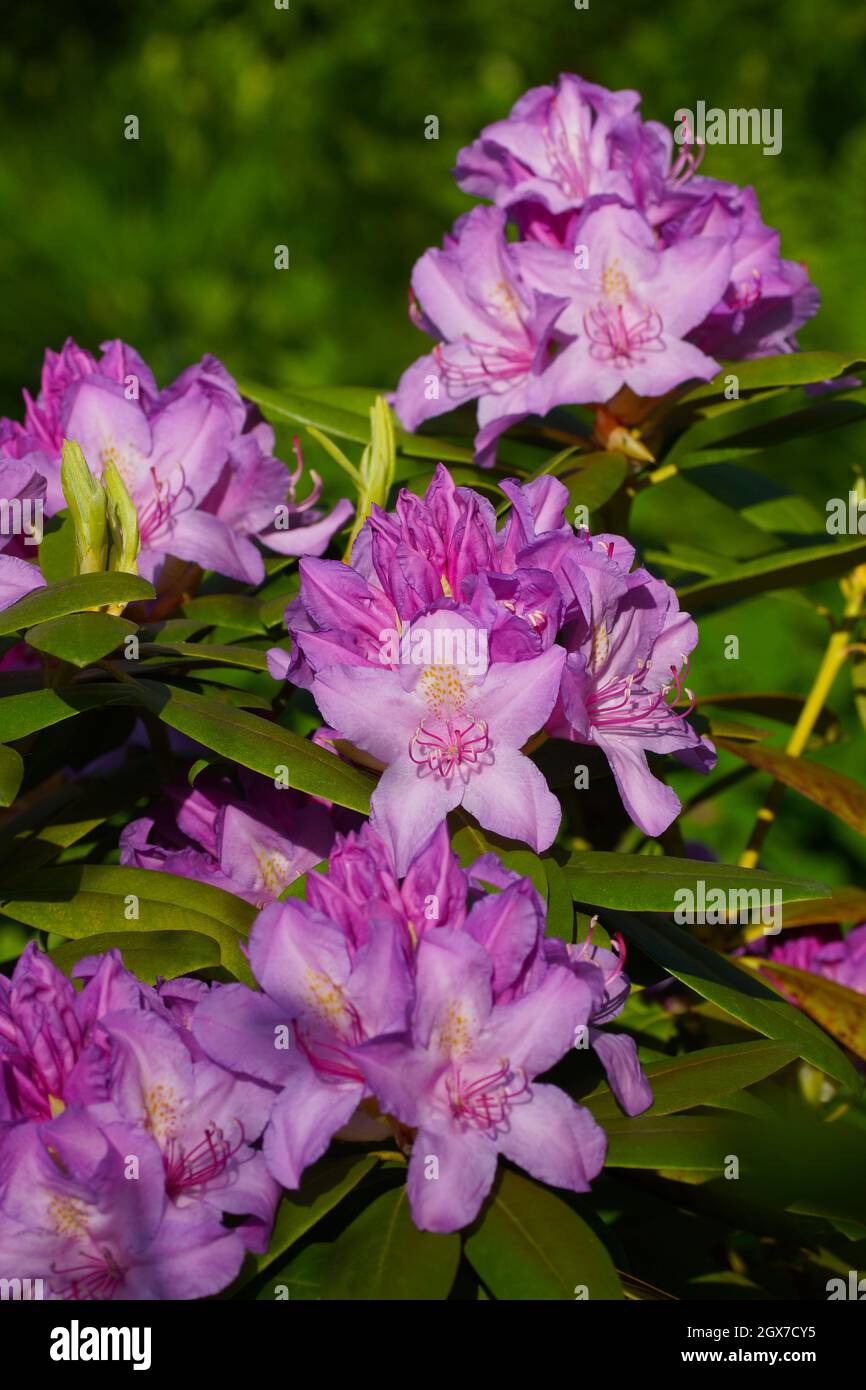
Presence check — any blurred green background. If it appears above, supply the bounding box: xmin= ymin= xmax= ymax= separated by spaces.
xmin=1 ymin=0 xmax=864 ymax=884
xmin=2 ymin=0 xmax=865 ymax=402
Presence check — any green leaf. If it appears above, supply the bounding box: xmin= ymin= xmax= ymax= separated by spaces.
xmin=543 ymin=855 xmax=574 ymax=942
xmin=464 ymin=1168 xmax=622 ymax=1300
xmin=561 ymin=851 xmax=826 ymax=912
xmin=637 ymin=475 xmax=782 ymax=562
xmin=50 ymin=930 xmax=220 ymax=983
xmin=0 ymin=864 xmax=255 ymax=985
xmin=677 ymin=351 xmax=866 ymax=404
xmin=0 ymin=744 xmax=24 ymax=806
xmin=25 ymin=612 xmax=138 ymax=667
xmin=0 ymin=684 xmax=140 ymax=741
xmin=143 ymin=641 xmax=271 ymax=671
xmin=0 ymin=572 xmax=154 ymax=635
xmin=255 ymin=1243 xmax=328 ymax=1301
xmin=603 ymin=1114 xmax=739 ymax=1170
xmin=741 ymin=958 xmax=866 ymax=1062
xmin=38 ymin=510 xmax=78 ymax=583
xmin=179 ymin=594 xmax=265 ymax=634
xmin=716 ymin=738 xmax=866 ymax=835
xmin=240 ymin=381 xmax=474 ymax=466
xmin=320 ymin=1186 xmax=460 ymax=1300
xmin=681 ymin=393 xmax=866 ymax=461
xmin=553 ymin=451 xmax=630 ymax=516
xmin=584 ymin=1041 xmax=798 ymax=1121
xmin=678 ymin=537 xmax=866 ymax=608
xmin=608 ymin=911 xmax=861 ymax=1088
xmin=667 ymin=459 xmax=826 ymax=539
xmin=256 ymin=1156 xmax=379 ymax=1274
xmin=130 ymin=679 xmax=374 ymax=813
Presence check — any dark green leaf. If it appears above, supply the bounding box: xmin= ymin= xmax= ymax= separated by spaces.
xmin=143 ymin=641 xmax=270 ymax=671
xmin=320 ymin=1186 xmax=460 ymax=1300
xmin=130 ymin=679 xmax=374 ymax=813
xmin=608 ymin=911 xmax=860 ymax=1088
xmin=562 ymin=851 xmax=826 ymax=912
xmin=0 ymin=864 xmax=255 ymax=985
xmin=179 ymin=594 xmax=265 ymax=634
xmin=679 ymin=537 xmax=866 ymax=608
xmin=584 ymin=1041 xmax=798 ymax=1120
xmin=0 ymin=684 xmax=140 ymax=741
xmin=255 ymin=1243 xmax=328 ymax=1301
xmin=0 ymin=572 xmax=154 ymax=635
xmin=256 ymin=1156 xmax=379 ymax=1274
xmin=677 ymin=351 xmax=866 ymax=404
xmin=543 ymin=856 xmax=574 ymax=942
xmin=464 ymin=1168 xmax=622 ymax=1300
xmin=603 ymin=1114 xmax=740 ymax=1170
xmin=50 ymin=930 xmax=220 ymax=982
xmin=240 ymin=380 xmax=474 ymax=465
xmin=25 ymin=612 xmax=138 ymax=667
xmin=0 ymin=744 xmax=24 ymax=806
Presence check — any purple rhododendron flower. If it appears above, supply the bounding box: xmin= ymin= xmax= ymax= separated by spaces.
xmin=0 ymin=945 xmax=278 ymax=1298
xmin=514 ymin=202 xmax=732 ymax=407
xmin=396 ymin=73 xmax=819 ymax=465
xmin=0 ymin=1109 xmax=238 ymax=1300
xmin=356 ymin=928 xmax=605 ymax=1231
xmin=270 ymin=464 xmax=572 ymax=689
xmin=194 ymin=823 xmax=651 ymax=1234
xmin=545 ymin=530 xmax=715 ymax=837
xmin=754 ymin=924 xmax=866 ymax=997
xmin=0 ymin=457 xmax=47 ymax=611
xmin=454 ymin=75 xmax=649 ymax=237
xmin=311 ymin=607 xmax=565 ymax=873
xmin=0 ymin=339 xmax=352 ymax=593
xmin=120 ymin=765 xmax=351 ymax=907
xmin=393 ymin=207 xmax=569 ymax=467
xmin=272 ymin=465 xmax=711 ymax=842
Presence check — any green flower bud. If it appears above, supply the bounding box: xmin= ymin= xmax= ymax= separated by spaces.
xmin=343 ymin=395 xmax=396 ymax=560
xmin=103 ymin=458 xmax=140 ymax=576
xmin=61 ymin=439 xmax=108 ymax=575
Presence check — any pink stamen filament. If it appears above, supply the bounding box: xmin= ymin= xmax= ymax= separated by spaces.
xmin=447 ymin=1060 xmax=530 ymax=1137
xmin=433 ymin=340 xmax=532 ymax=392
xmin=543 ymin=98 xmax=592 ymax=199
xmin=164 ymin=1121 xmax=245 ymax=1196
xmin=137 ymin=463 xmax=195 ymax=543
xmin=409 ymin=719 xmax=489 ymax=779
xmin=587 ymin=657 xmax=695 ymax=732
xmin=584 ymin=304 xmax=665 ymax=366
xmin=53 ymin=1247 xmax=126 ymax=1300
xmin=670 ymin=137 xmax=706 ymax=186
xmin=288 ymin=436 xmax=323 ymax=510
xmin=293 ymin=1011 xmax=366 ymax=1084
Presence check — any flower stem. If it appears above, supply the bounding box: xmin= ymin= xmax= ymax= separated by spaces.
xmin=738 ymin=586 xmax=864 ymax=868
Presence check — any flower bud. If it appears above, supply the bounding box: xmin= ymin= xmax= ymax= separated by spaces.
xmin=60 ymin=438 xmax=108 ymax=574
xmin=343 ymin=395 xmax=396 ymax=559
xmin=103 ymin=458 xmax=140 ymax=575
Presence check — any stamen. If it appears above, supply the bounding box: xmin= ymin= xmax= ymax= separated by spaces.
xmin=409 ymin=719 xmax=489 ymax=778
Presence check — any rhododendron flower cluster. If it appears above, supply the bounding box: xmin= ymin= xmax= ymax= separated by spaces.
xmin=271 ymin=464 xmax=713 ymax=851
xmin=121 ymin=765 xmax=355 ymax=908
xmin=0 ymin=945 xmax=278 ymax=1299
xmin=394 ymin=74 xmax=819 ymax=464
xmin=194 ymin=822 xmax=651 ymax=1233
xmin=0 ymin=338 xmax=352 ymax=606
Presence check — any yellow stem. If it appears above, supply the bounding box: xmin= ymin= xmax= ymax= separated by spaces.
xmin=738 ymin=610 xmax=860 ymax=869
